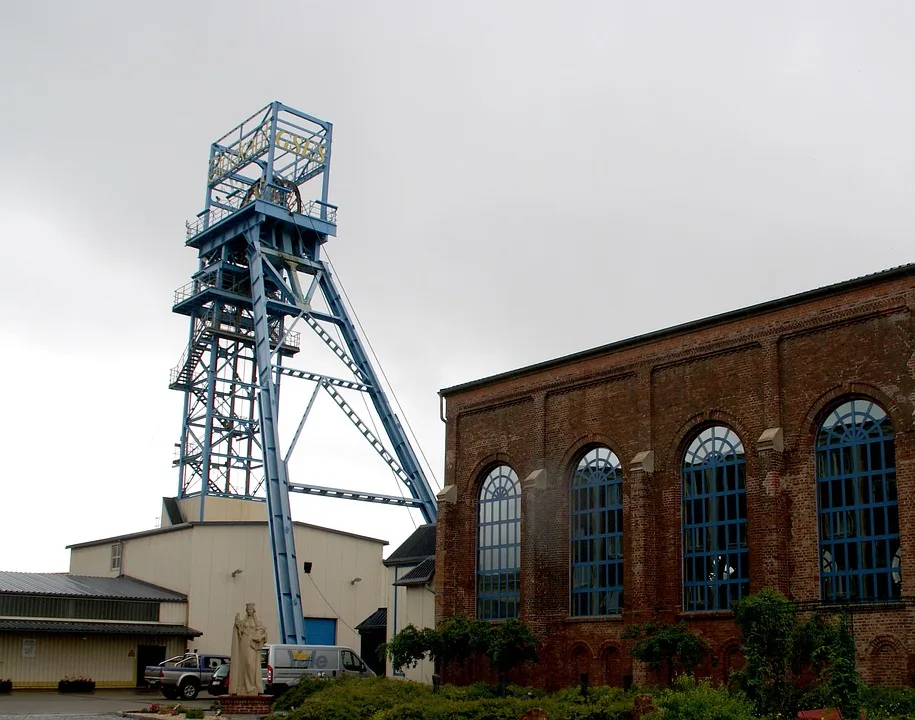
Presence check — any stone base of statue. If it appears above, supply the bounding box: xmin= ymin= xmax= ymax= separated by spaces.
xmin=220 ymin=694 xmax=273 ymax=714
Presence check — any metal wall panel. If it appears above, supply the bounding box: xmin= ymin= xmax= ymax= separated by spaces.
xmin=0 ymin=634 xmax=185 ymax=688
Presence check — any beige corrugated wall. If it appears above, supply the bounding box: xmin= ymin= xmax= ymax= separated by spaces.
xmin=0 ymin=634 xmax=186 ymax=688
xmin=386 ymin=565 xmax=436 ymax=683
xmin=68 ymin=521 xmax=387 ymax=657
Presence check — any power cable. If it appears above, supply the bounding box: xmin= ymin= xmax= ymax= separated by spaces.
xmin=306 ymin=575 xmax=358 ymax=636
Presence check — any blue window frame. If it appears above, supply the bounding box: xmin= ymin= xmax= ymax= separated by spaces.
xmin=682 ymin=425 xmax=748 ymax=612
xmin=476 ymin=465 xmax=521 ymax=620
xmin=570 ymin=446 xmax=624 ymax=616
xmin=816 ymin=399 xmax=900 ymax=603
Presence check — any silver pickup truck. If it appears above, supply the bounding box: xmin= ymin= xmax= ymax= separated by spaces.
xmin=144 ymin=653 xmax=230 ymax=700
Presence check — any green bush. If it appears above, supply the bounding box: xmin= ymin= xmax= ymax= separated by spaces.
xmin=622 ymin=622 xmax=710 ymax=685
xmin=384 ymin=616 xmax=539 ymax=693
xmin=286 ymin=676 xmax=432 ymax=720
xmin=733 ymin=590 xmax=861 ymax=718
xmin=272 ymin=675 xmax=332 ymax=710
xmin=184 ymin=710 xmax=204 ymax=720
xmin=859 ymin=685 xmax=915 ymax=720
xmin=732 ymin=588 xmax=796 ymax=716
xmin=647 ymin=676 xmax=755 ymax=720
xmin=283 ymin=674 xmax=637 ymax=720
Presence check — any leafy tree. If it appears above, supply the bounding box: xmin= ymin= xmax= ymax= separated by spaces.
xmin=823 ymin=613 xmax=860 ymax=719
xmin=483 ymin=618 xmax=539 ymax=696
xmin=382 ymin=624 xmax=434 ymax=673
xmin=434 ymin=616 xmax=493 ymax=671
xmin=622 ymin=622 xmax=710 ymax=685
xmin=733 ymin=588 xmax=796 ymax=715
xmin=733 ymin=589 xmax=861 ymax=718
xmin=385 ymin=616 xmax=539 ymax=693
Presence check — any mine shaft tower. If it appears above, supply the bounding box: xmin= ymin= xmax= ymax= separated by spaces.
xmin=169 ymin=102 xmax=438 ymax=643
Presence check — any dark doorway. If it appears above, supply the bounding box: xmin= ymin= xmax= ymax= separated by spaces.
xmin=359 ymin=628 xmax=386 ymax=676
xmin=136 ymin=645 xmax=167 ymax=687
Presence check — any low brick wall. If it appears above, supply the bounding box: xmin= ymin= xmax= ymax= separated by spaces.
xmin=219 ymin=694 xmax=272 ymax=714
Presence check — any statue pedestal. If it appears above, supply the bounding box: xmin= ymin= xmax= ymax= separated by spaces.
xmin=220 ymin=695 xmax=272 ymax=714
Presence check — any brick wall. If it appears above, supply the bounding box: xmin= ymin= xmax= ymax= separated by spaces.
xmin=437 ymin=267 xmax=915 ymax=689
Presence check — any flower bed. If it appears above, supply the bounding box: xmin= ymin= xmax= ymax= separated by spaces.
xmin=58 ymin=677 xmax=95 ymax=693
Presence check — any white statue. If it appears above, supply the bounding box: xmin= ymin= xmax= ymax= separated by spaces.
xmin=230 ymin=602 xmax=267 ymax=696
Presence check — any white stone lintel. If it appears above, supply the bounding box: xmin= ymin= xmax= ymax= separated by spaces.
xmin=630 ymin=450 xmax=654 ymax=474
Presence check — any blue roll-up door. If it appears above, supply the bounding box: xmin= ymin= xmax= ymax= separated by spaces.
xmin=304 ymin=617 xmax=337 ymax=645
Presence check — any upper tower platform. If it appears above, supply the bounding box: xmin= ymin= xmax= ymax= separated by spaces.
xmin=185 ymin=102 xmax=337 ymax=250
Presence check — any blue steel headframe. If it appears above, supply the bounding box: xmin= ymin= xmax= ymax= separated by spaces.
xmin=570 ymin=446 xmax=624 ymax=617
xmin=476 ymin=465 xmax=521 ymax=620
xmin=170 ymin=102 xmax=438 ymax=644
xmin=681 ymin=425 xmax=748 ymax=613
xmin=816 ymin=398 xmax=900 ymax=603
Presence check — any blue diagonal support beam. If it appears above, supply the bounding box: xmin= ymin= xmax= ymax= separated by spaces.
xmin=303 ymin=315 xmax=366 ymax=382
xmin=318 ymin=271 xmax=437 ymax=523
xmin=320 ymin=381 xmax=423 ymax=507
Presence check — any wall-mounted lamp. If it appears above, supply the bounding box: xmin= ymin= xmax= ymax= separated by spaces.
xmin=231 ymin=569 xmax=244 ymax=578
xmin=350 ymin=577 xmax=362 ymax=585
xmin=303 ymin=562 xmax=312 ymax=574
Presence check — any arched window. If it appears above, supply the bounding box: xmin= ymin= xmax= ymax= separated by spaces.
xmin=816 ymin=399 xmax=900 ymax=603
xmin=570 ymin=446 xmax=624 ymax=616
xmin=477 ymin=465 xmax=521 ymax=620
xmin=682 ymin=425 xmax=748 ymax=612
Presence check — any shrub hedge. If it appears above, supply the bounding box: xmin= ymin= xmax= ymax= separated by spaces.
xmin=271 ymin=674 xmax=915 ymax=720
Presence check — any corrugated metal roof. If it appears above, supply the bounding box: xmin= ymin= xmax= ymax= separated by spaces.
xmin=384 ymin=524 xmax=436 ymax=566
xmin=0 ymin=573 xmax=187 ymax=601
xmin=355 ymin=607 xmax=387 ymax=632
xmin=0 ymin=619 xmax=201 ymax=637
xmin=393 ymin=557 xmax=435 ymax=586
xmin=440 ymin=262 xmax=915 ymax=396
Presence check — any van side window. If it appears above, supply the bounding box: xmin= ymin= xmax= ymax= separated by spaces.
xmin=341 ymin=650 xmax=361 ymax=671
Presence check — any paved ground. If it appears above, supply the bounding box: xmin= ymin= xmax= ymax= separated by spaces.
xmin=0 ymin=688 xmax=217 ymax=717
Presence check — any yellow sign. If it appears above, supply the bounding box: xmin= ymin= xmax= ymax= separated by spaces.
xmin=291 ymin=651 xmax=311 ymax=661
xmin=208 ymin=128 xmax=327 ymax=184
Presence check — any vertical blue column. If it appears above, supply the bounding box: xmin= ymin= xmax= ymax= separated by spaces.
xmin=246 ymin=230 xmax=306 ymax=645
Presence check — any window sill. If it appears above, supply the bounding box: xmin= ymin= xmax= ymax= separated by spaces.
xmin=798 ymin=598 xmax=906 ymax=613
xmin=677 ymin=611 xmax=735 ymax=621
xmin=564 ymin=615 xmax=624 ymax=624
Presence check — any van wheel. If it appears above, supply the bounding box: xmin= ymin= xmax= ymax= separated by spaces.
xmin=179 ymin=680 xmax=200 ymax=700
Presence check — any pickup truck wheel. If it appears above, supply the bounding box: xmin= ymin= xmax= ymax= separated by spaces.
xmin=179 ymin=680 xmax=200 ymax=700
xmin=161 ymin=687 xmax=179 ymax=700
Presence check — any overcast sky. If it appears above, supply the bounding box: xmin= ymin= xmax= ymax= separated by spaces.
xmin=1 ymin=2 xmax=913 ymax=575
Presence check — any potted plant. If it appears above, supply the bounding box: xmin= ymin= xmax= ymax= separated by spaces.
xmin=58 ymin=675 xmax=95 ymax=693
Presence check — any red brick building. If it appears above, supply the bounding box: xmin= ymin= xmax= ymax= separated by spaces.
xmin=436 ymin=264 xmax=915 ymax=690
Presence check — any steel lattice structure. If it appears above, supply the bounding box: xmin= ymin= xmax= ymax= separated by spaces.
xmin=169 ymin=102 xmax=438 ymax=643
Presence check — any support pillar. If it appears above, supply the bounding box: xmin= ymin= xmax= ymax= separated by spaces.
xmin=627 ymin=449 xmax=657 ymax=687
xmin=753 ymin=427 xmax=790 ymax=595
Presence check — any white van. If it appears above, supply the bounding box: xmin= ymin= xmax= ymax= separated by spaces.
xmin=261 ymin=644 xmax=375 ymax=693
